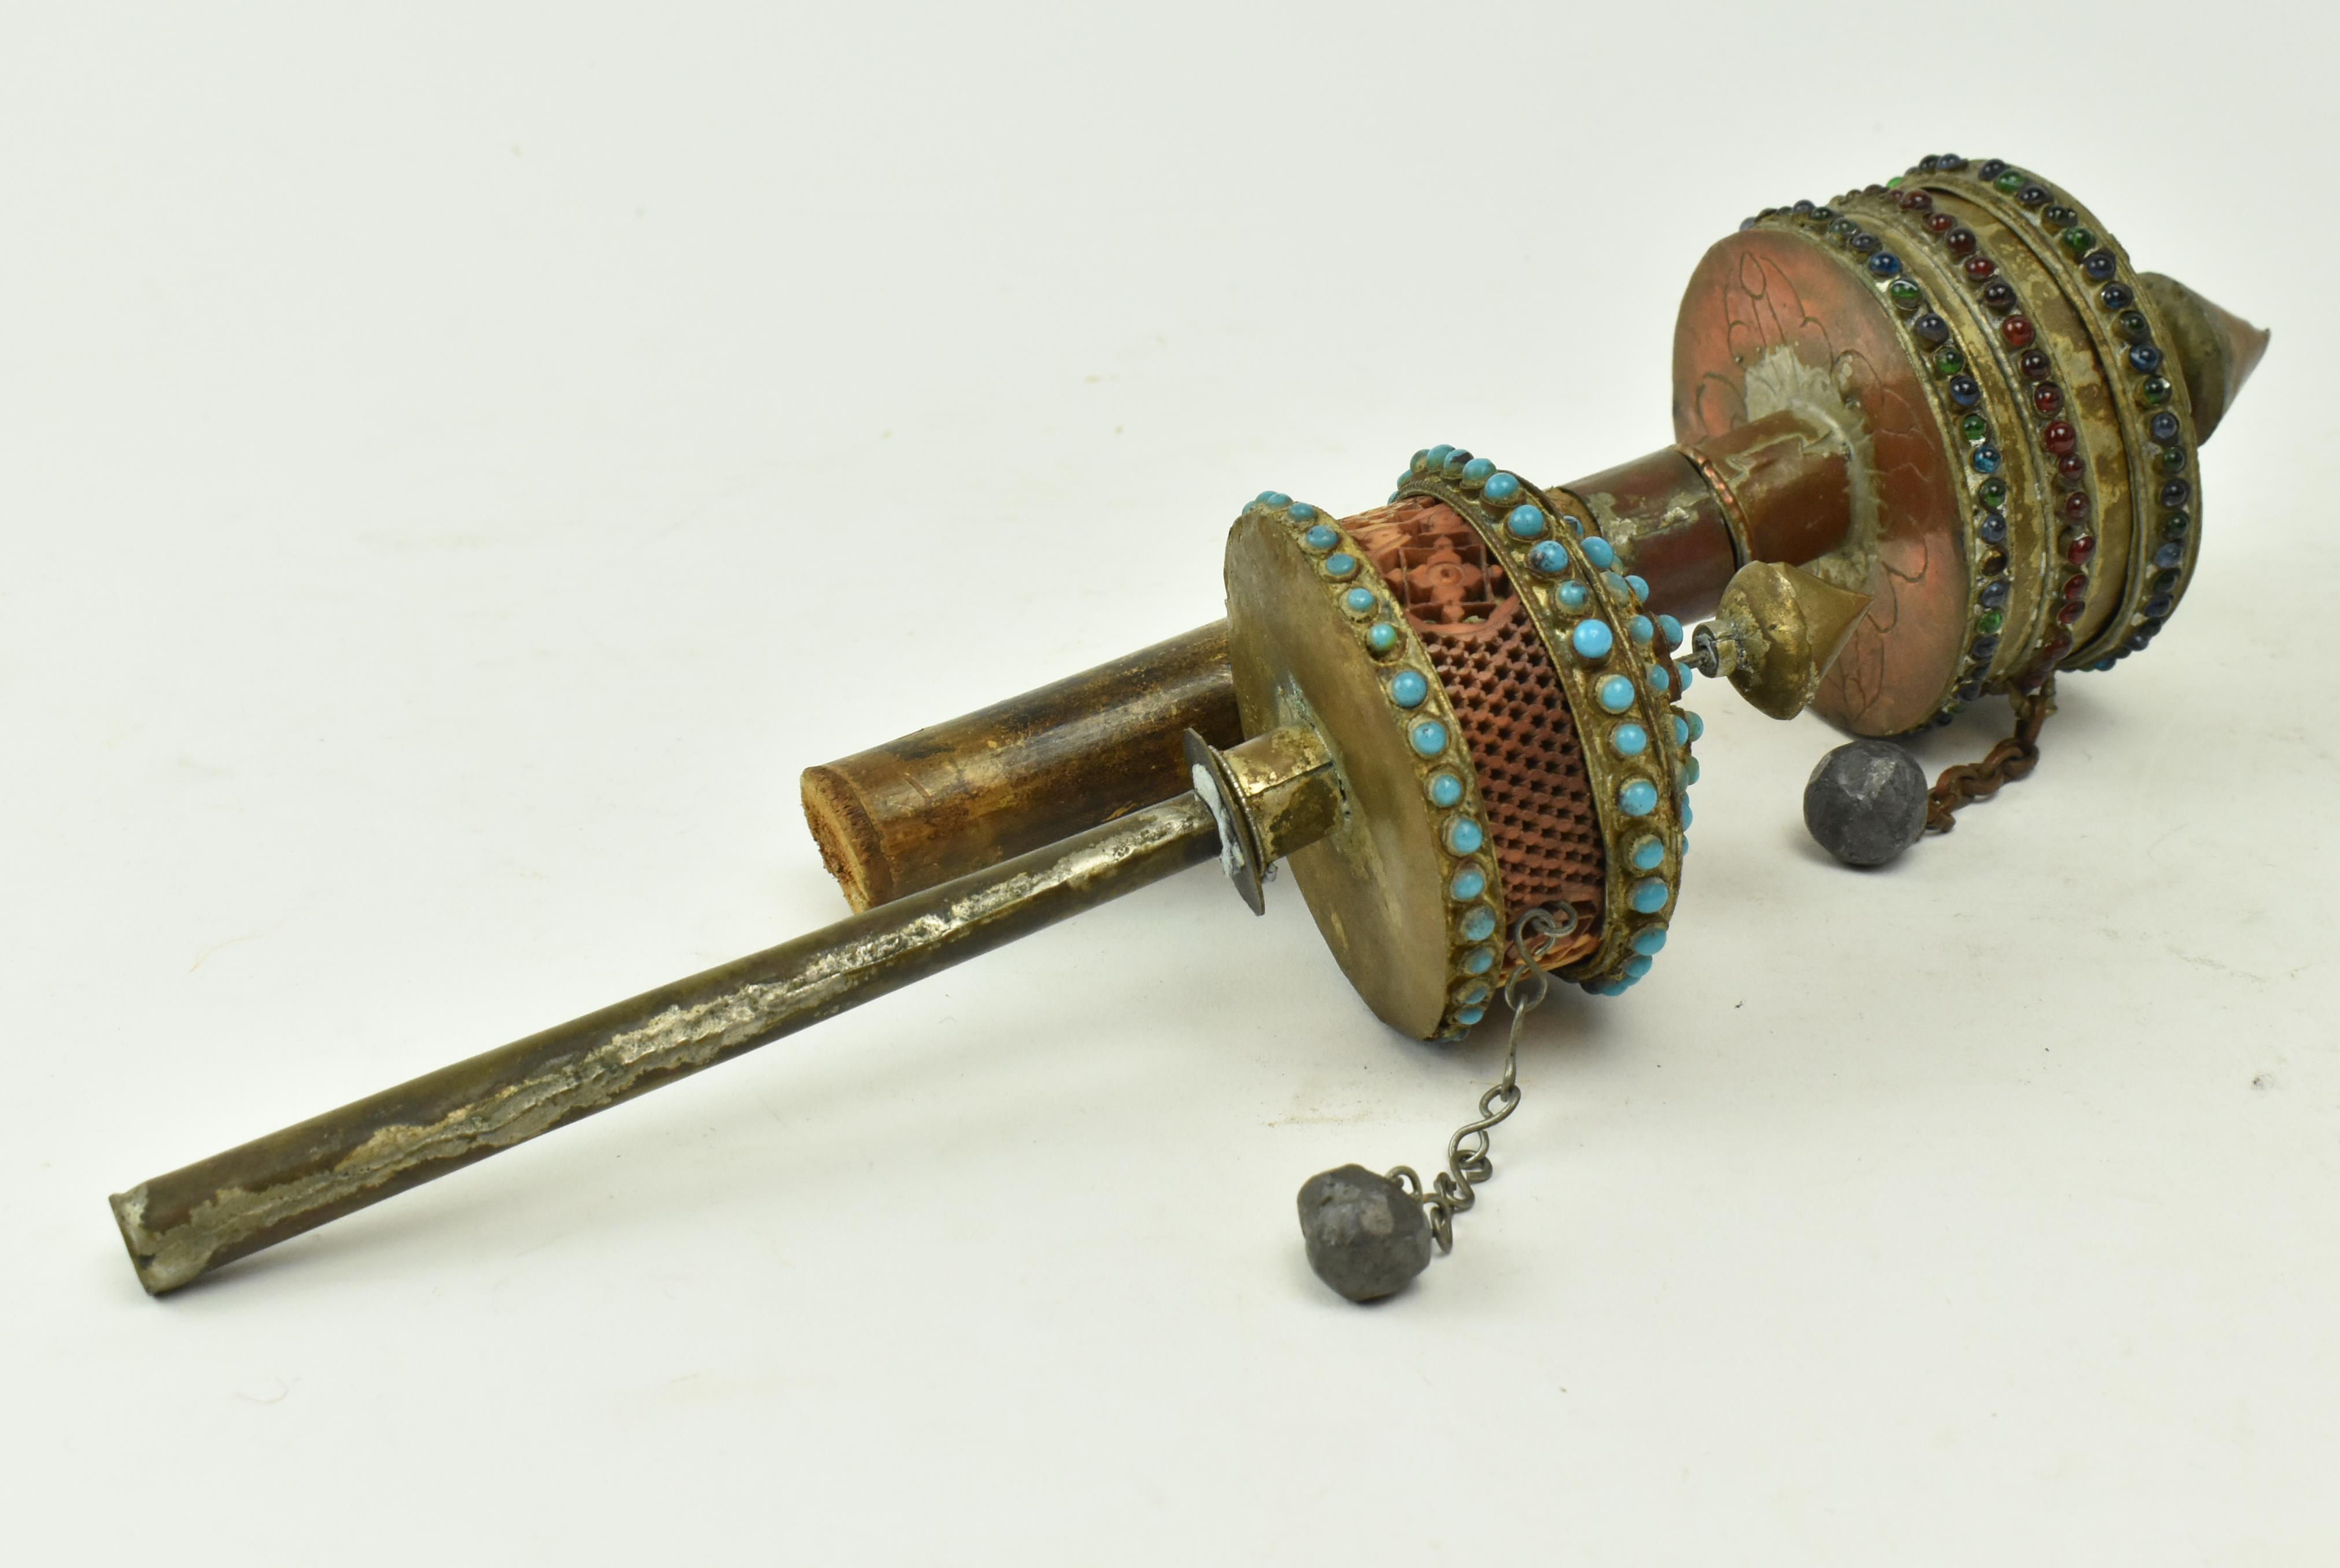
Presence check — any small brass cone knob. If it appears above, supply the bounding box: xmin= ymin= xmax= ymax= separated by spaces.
xmin=2141 ymin=272 xmax=2270 ymax=443
xmin=1697 ymin=563 xmax=1873 ymax=720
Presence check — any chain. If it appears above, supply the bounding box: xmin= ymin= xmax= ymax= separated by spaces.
xmin=1389 ymin=907 xmax=1573 ymax=1254
xmin=1924 ymin=678 xmax=2057 ymax=834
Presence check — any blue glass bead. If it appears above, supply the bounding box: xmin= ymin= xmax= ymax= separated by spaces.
xmin=1529 ymin=539 xmax=1571 ymax=576
xmin=2154 ymin=541 xmax=2184 ymax=569
xmin=1324 ymin=552 xmax=1359 ymax=579
xmin=1850 ymin=233 xmax=1879 ymax=254
xmin=1671 ymin=714 xmax=1689 ymax=746
xmin=1367 ymin=621 xmax=1400 ymax=653
xmin=2101 ymin=282 xmax=2134 ymax=310
xmin=1657 ymin=613 xmax=1683 ymax=649
xmin=1256 ymin=490 xmax=1291 ymax=509
xmin=1290 ymin=502 xmax=1319 ymax=523
xmin=1427 ymin=771 xmax=1463 ymax=807
xmin=1948 ymin=375 xmax=1981 ymax=408
xmin=1977 ymin=510 xmax=2008 ymax=544
xmin=1629 ymin=835 xmax=1665 ymax=872
xmin=1613 ymin=723 xmax=1648 ymax=757
xmin=1629 ymin=878 xmax=1670 ymax=914
xmin=2143 ymin=593 xmax=2173 ymax=618
xmin=1869 ymin=252 xmax=1902 ymax=277
xmin=1623 ymin=955 xmax=1654 ymax=979
xmin=1686 ymin=711 xmax=1704 ymax=741
xmin=1455 ymin=1006 xmax=1486 ymax=1027
xmin=1913 ymin=312 xmax=1950 ymax=345
xmin=1344 ymin=586 xmax=1377 ymax=615
xmin=1484 ymin=472 xmax=1522 ymax=503
xmin=1427 ymin=445 xmax=1455 ymax=465
xmin=1450 ymin=867 xmax=1487 ymax=901
xmin=1461 ymin=457 xmax=1495 ymax=483
xmin=1445 ymin=816 xmax=1485 ymax=855
xmin=1597 ymin=675 xmax=1636 ymax=713
xmin=2129 ymin=344 xmax=2164 ymax=373
xmin=1619 ymin=779 xmax=1659 ymax=817
xmin=1629 ymin=615 xmax=1654 ymax=646
xmin=1675 ymin=664 xmax=1694 ymax=693
xmin=1631 ymin=927 xmax=1669 ymax=956
xmin=1389 ymin=670 xmax=1429 ymax=708
xmin=1980 ymin=579 xmax=2010 ymax=611
xmin=2150 ymin=411 xmax=2181 ymax=443
xmin=2084 ymin=250 xmax=2118 ymax=282
xmin=1581 ymin=535 xmax=1616 ymax=569
xmin=1572 ymin=620 xmax=1616 ymax=660
xmin=1626 ymin=574 xmax=1649 ymax=602
xmin=1461 ymin=946 xmax=1496 ymax=976
xmin=1646 ymin=663 xmax=1672 ymax=695
xmin=1460 ymin=905 xmax=1498 ymax=942
xmin=1303 ymin=524 xmax=1339 ymax=552
xmin=1973 ymin=444 xmax=2002 ymax=474
xmin=1557 ymin=580 xmax=1590 ymax=610
xmin=1506 ymin=504 xmax=1549 ymax=539
xmin=2160 ymin=479 xmax=2192 ymax=508
xmin=1409 ymin=720 xmax=1449 ymax=756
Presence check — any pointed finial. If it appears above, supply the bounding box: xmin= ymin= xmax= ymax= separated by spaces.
xmin=2139 ymin=273 xmax=2270 ymax=443
xmin=1689 ymin=563 xmax=1873 ymax=720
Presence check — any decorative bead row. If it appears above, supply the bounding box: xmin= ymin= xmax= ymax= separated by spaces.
xmin=1393 ymin=445 xmax=1693 ymax=997
xmin=1937 ymin=157 xmax=2197 ymax=670
xmin=1243 ymin=489 xmax=1505 ymax=1036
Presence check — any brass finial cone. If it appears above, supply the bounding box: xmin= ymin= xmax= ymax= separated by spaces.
xmin=2140 ymin=272 xmax=2271 ymax=442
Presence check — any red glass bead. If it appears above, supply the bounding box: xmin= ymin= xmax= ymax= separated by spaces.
xmin=1899 ymin=190 xmax=1933 ymax=211
xmin=1926 ymin=212 xmax=1955 ymax=234
xmin=2033 ymin=382 xmax=2065 ymax=416
xmin=2066 ymin=533 xmax=2097 ymax=566
xmin=2002 ymin=314 xmax=2035 ymax=347
xmin=2018 ymin=349 xmax=2052 ymax=380
xmin=2057 ymin=598 xmax=2085 ymax=624
xmin=2062 ymin=490 xmax=2092 ymax=522
xmin=1947 ymin=228 xmax=1977 ymax=256
xmin=2042 ymin=633 xmax=2072 ymax=660
xmin=2063 ymin=572 xmax=2089 ymax=600
xmin=2042 ymin=420 xmax=2078 ymax=454
xmin=2057 ymin=453 xmax=2088 ymax=486
xmin=1965 ymin=256 xmax=1997 ymax=282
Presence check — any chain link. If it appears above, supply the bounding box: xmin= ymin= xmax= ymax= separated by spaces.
xmin=1389 ymin=907 xmax=1572 ymax=1253
xmin=1924 ymin=678 xmax=2056 ymax=834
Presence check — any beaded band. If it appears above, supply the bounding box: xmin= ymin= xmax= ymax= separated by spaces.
xmin=1394 ymin=445 xmax=1694 ymax=996
xmin=1242 ymin=489 xmax=1509 ymax=1037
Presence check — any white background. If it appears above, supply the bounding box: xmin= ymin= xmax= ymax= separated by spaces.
xmin=5 ymin=2 xmax=2335 ymax=1562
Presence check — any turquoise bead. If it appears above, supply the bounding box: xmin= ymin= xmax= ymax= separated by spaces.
xmin=1619 ymin=779 xmax=1659 ymax=816
xmin=1409 ymin=720 xmax=1448 ymax=756
xmin=1389 ymin=670 xmax=1429 ymax=708
xmin=1603 ymin=571 xmax=1632 ymax=601
xmin=1528 ymin=540 xmax=1570 ymax=576
xmin=1427 ymin=771 xmax=1464 ymax=807
xmin=1484 ymin=472 xmax=1522 ymax=502
xmin=1684 ymin=755 xmax=1701 ymax=785
xmin=1571 ymin=620 xmax=1615 ymax=660
xmin=1629 ymin=615 xmax=1654 ymax=645
xmin=1647 ymin=664 xmax=1672 ymax=694
xmin=1612 ymin=723 xmax=1648 ymax=758
xmin=1302 ymin=524 xmax=1338 ymax=552
xmin=1629 ymin=835 xmax=1664 ymax=872
xmin=1681 ymin=798 xmax=1695 ymax=827
xmin=1626 ymin=574 xmax=1649 ymax=602
xmin=1290 ymin=502 xmax=1319 ymax=523
xmin=1449 ymin=866 xmax=1487 ymax=901
xmin=1461 ymin=946 xmax=1496 ymax=975
xmin=1505 ymin=505 xmax=1549 ymax=539
xmin=1631 ymin=927 xmax=1668 ymax=956
xmin=1444 ymin=816 xmax=1485 ymax=855
xmin=1560 ymin=514 xmax=1585 ymax=538
xmin=1581 ymin=535 xmax=1616 ymax=569
xmin=1676 ymin=664 xmax=1694 ymax=692
xmin=1344 ymin=587 xmax=1377 ymax=615
xmin=1623 ymin=954 xmax=1653 ymax=979
xmin=1427 ymin=445 xmax=1455 ymax=465
xmin=1460 ymin=905 xmax=1498 ymax=941
xmin=1455 ymin=981 xmax=1490 ymax=1006
xmin=1557 ymin=580 xmax=1590 ymax=610
xmin=1657 ymin=613 xmax=1683 ymax=648
xmin=1455 ymin=1005 xmax=1486 ymax=1027
xmin=1461 ymin=457 xmax=1495 ymax=483
xmin=1256 ymin=490 xmax=1291 ymax=509
xmin=1409 ymin=449 xmax=1431 ymax=473
xmin=1597 ymin=675 xmax=1636 ymax=713
xmin=1324 ymin=552 xmax=1359 ymax=579
xmin=1671 ymin=714 xmax=1689 ymax=746
xmin=1629 ymin=877 xmax=1670 ymax=914
xmin=1686 ymin=710 xmax=1704 ymax=741
xmin=1367 ymin=621 xmax=1401 ymax=653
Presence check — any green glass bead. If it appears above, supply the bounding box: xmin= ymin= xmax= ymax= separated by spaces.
xmin=1995 ymin=171 xmax=2025 ymax=193
xmin=2158 ymin=445 xmax=2186 ymax=474
xmin=1960 ymin=414 xmax=1989 ymax=443
xmin=1888 ymin=279 xmax=1922 ymax=312
xmin=1934 ymin=347 xmax=1966 ymax=378
xmin=2164 ymin=510 xmax=2191 ymax=537
xmin=1977 ymin=609 xmax=2005 ymax=635
xmin=2116 ymin=309 xmax=2151 ymax=342
xmin=2141 ymin=375 xmax=2173 ymax=406
xmin=2061 ymin=227 xmax=2096 ymax=257
xmin=1887 ymin=175 xmax=1904 ymax=188
xmin=1979 ymin=477 xmax=2009 ymax=508
xmin=2152 ymin=569 xmax=2180 ymax=593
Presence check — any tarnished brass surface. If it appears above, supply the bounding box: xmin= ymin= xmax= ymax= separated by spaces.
xmin=1182 ymin=722 xmax=1342 ymax=915
xmin=2142 ymin=272 xmax=2269 ymax=445
xmin=1683 ymin=406 xmax=1855 ymax=576
xmin=800 ymin=622 xmax=1240 ymax=911
xmin=1565 ymin=445 xmax=1743 ymax=622
xmin=1702 ymin=563 xmax=1872 ymax=720
xmin=112 ymin=793 xmax=1221 ymax=1295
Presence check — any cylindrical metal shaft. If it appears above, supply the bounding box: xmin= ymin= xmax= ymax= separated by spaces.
xmin=800 ymin=623 xmax=1243 ymax=911
xmin=112 ymin=793 xmax=1221 ymax=1296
